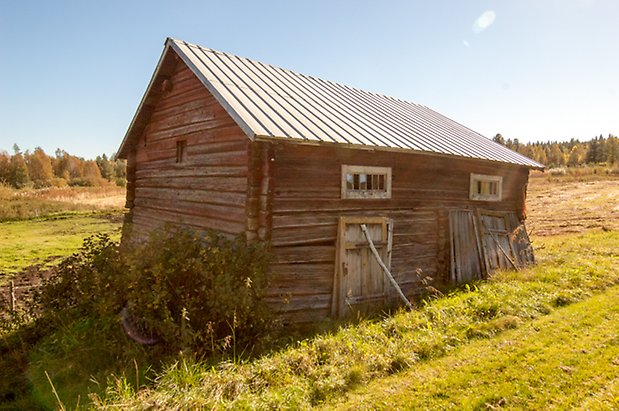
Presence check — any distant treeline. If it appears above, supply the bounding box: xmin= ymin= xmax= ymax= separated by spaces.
xmin=0 ymin=145 xmax=126 ymax=189
xmin=493 ymin=134 xmax=619 ymax=168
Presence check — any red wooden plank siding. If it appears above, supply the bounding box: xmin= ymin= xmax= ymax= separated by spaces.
xmin=128 ymin=63 xmax=249 ymax=239
xmin=267 ymin=143 xmax=528 ymax=322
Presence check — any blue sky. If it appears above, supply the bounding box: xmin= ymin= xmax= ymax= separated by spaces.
xmin=1 ymin=0 xmax=617 ymax=159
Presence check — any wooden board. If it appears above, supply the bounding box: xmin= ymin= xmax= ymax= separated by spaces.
xmin=127 ymin=64 xmax=250 ymax=237
xmin=449 ymin=210 xmax=484 ymax=283
xmin=332 ymin=217 xmax=391 ymax=318
xmin=477 ymin=210 xmax=518 ymax=272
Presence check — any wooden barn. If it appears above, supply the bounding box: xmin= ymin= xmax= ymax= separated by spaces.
xmin=117 ymin=38 xmax=544 ymax=322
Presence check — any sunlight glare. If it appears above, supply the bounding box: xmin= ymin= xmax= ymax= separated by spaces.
xmin=473 ymin=10 xmax=496 ymax=33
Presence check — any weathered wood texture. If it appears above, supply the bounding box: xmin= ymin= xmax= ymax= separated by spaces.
xmin=266 ymin=143 xmax=529 ymax=322
xmin=245 ymin=142 xmax=274 ymax=242
xmin=124 ymin=61 xmax=530 ymax=322
xmin=127 ymin=63 xmax=250 ymax=238
xmin=449 ymin=210 xmax=484 ymax=283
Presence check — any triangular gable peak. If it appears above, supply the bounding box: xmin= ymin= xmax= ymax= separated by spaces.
xmin=118 ymin=38 xmax=543 ymax=170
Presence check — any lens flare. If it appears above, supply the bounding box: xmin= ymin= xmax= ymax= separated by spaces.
xmin=473 ymin=10 xmax=496 ymax=33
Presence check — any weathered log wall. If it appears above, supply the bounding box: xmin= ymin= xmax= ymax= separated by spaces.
xmin=128 ymin=63 xmax=250 ymax=239
xmin=266 ymin=143 xmax=529 ymax=322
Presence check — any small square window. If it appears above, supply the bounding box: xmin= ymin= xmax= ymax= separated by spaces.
xmin=341 ymin=165 xmax=391 ymax=199
xmin=176 ymin=140 xmax=187 ymax=163
xmin=470 ymin=173 xmax=502 ymax=201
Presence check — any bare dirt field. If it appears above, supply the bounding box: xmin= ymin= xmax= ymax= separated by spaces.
xmin=526 ymin=174 xmax=619 ymax=236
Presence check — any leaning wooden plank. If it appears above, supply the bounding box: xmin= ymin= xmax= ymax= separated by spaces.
xmin=470 ymin=210 xmax=486 ymax=277
xmin=331 ymin=218 xmax=345 ymax=317
xmin=449 ymin=210 xmax=457 ymax=282
xmin=520 ymin=220 xmax=535 ymax=263
xmin=507 ymin=213 xmax=535 ymax=265
xmin=360 ymin=224 xmax=413 ymax=310
xmin=479 ymin=218 xmax=519 ymax=270
xmin=386 ymin=219 xmax=394 ymax=301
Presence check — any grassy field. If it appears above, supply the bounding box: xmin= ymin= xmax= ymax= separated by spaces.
xmin=85 ymin=230 xmax=618 ymax=410
xmin=0 ymin=214 xmax=122 ymax=278
xmin=0 ymin=184 xmax=125 ymax=222
xmin=327 ymin=286 xmax=619 ymax=410
xmin=0 ymin=185 xmax=124 ymax=279
xmin=1 ymin=174 xmax=618 ymax=409
xmin=527 ymin=172 xmax=619 ymax=235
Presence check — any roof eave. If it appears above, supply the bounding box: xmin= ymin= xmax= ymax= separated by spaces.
xmin=253 ymin=134 xmax=546 ymax=170
xmin=115 ymin=39 xmax=176 ymax=160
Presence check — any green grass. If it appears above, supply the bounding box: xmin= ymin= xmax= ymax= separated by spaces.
xmin=86 ymin=230 xmax=618 ymax=410
xmin=327 ymin=286 xmax=619 ymax=410
xmin=2 ymin=228 xmax=617 ymax=410
xmin=26 ymin=318 xmax=150 ymax=410
xmin=0 ymin=213 xmax=122 ymax=278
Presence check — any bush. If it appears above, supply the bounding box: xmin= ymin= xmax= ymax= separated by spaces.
xmin=32 ymin=227 xmax=273 ymax=357
xmin=33 ymin=233 xmax=125 ymax=321
xmin=115 ymin=177 xmax=126 ymax=187
xmin=124 ymin=227 xmax=272 ymax=356
xmin=50 ymin=177 xmax=69 ymax=188
xmin=0 ymin=181 xmax=13 ymax=200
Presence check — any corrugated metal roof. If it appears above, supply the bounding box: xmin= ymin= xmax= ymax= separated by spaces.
xmin=120 ymin=38 xmax=544 ymax=169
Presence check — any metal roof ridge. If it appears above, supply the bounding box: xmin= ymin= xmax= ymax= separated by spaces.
xmin=148 ymin=38 xmax=545 ymax=170
xmin=170 ymin=38 xmax=430 ymax=108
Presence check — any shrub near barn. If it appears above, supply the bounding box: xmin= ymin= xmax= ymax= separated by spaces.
xmin=34 ymin=227 xmax=273 ymax=357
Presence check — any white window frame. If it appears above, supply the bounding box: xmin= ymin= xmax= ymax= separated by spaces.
xmin=469 ymin=173 xmax=503 ymax=201
xmin=341 ymin=165 xmax=392 ymax=199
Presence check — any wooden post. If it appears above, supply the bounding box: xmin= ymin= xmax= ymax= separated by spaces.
xmin=9 ymin=280 xmax=16 ymax=312
xmin=360 ymin=224 xmax=413 ymax=311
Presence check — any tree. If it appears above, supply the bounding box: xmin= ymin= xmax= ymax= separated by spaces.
xmin=67 ymin=155 xmax=85 ymax=181
xmin=0 ymin=151 xmax=10 ymax=184
xmin=567 ymin=144 xmax=586 ymax=167
xmin=53 ymin=149 xmax=71 ymax=181
xmin=531 ymin=145 xmax=547 ymax=165
xmin=604 ymin=134 xmax=618 ymax=164
xmin=111 ymin=155 xmax=127 ymax=186
xmin=9 ymin=152 xmax=30 ymax=188
xmin=95 ymin=154 xmax=115 ymax=180
xmin=587 ymin=135 xmax=606 ymax=164
xmin=493 ymin=133 xmax=505 ymax=146
xmin=83 ymin=160 xmax=104 ymax=186
xmin=26 ymin=147 xmax=54 ymax=188
xmin=548 ymin=143 xmax=566 ymax=167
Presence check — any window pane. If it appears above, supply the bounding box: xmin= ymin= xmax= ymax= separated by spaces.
xmin=342 ymin=166 xmax=391 ymax=198
xmin=346 ymin=173 xmax=354 ymax=189
xmin=176 ymin=140 xmax=187 ymax=163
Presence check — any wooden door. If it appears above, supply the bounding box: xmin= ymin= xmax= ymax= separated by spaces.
xmin=449 ymin=210 xmax=484 ymax=283
xmin=332 ymin=217 xmax=392 ymax=318
xmin=478 ymin=211 xmax=518 ymax=272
